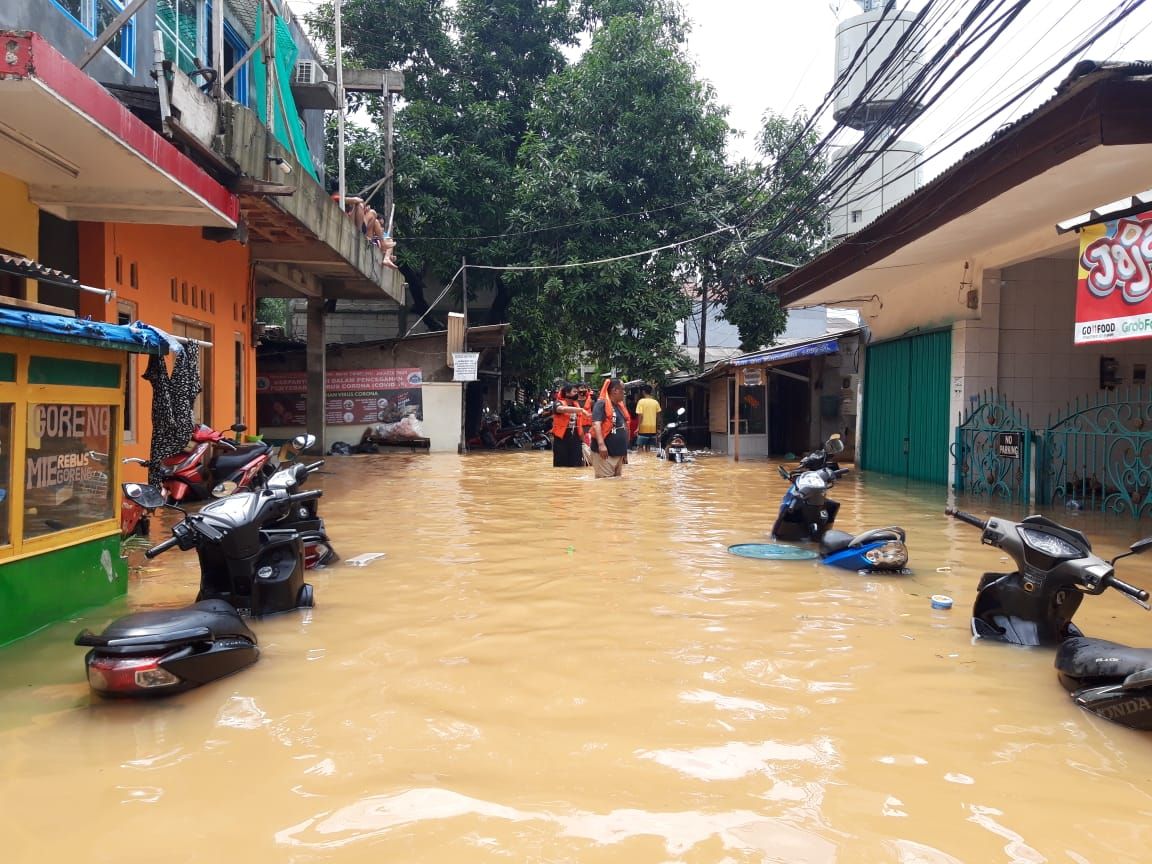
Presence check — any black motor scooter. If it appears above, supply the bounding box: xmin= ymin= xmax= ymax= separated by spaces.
xmin=74 ymin=470 xmax=322 ymax=697
xmin=656 ymin=407 xmax=692 ymax=462
xmin=948 ymin=507 xmax=1152 ymax=729
xmin=267 ymin=460 xmax=339 ymax=569
xmin=771 ymin=435 xmax=909 ymax=572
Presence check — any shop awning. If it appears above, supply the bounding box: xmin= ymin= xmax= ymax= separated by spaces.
xmin=0 ymin=308 xmax=167 ymax=354
xmin=729 ymin=338 xmax=841 ymax=368
xmin=0 ymin=31 xmax=238 ymax=227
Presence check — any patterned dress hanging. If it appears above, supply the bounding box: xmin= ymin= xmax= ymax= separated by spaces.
xmin=142 ymin=344 xmax=202 ymax=487
xmin=143 ymin=353 xmax=180 ymax=487
xmin=170 ymin=342 xmax=201 ymax=445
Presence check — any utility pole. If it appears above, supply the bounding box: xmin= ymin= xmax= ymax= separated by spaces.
xmin=698 ymin=281 xmax=708 ymax=371
xmin=334 ymin=0 xmax=346 ymax=211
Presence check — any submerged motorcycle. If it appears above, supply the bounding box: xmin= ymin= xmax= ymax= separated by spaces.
xmin=657 ymin=407 xmax=692 ymax=463
xmin=772 ymin=434 xmax=909 ymax=573
xmin=75 ymin=463 xmax=325 ymax=697
xmin=948 ymin=507 xmax=1152 ymax=730
xmin=120 ymin=424 xmax=286 ymax=537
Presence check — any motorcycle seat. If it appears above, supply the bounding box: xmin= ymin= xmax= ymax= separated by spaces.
xmin=212 ymin=442 xmax=273 ymax=474
xmin=820 ymin=526 xmax=905 ymax=555
xmin=75 ymin=599 xmax=256 ymax=650
xmin=1056 ymin=636 xmax=1152 ymax=686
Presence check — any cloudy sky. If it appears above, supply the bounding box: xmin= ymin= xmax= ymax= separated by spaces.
xmin=288 ymin=0 xmax=1152 ymax=179
xmin=677 ymin=0 xmax=1152 ymax=174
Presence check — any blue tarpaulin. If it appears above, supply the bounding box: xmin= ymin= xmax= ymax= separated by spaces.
xmin=729 ymin=338 xmax=839 ymax=367
xmin=0 ymin=308 xmax=169 ymax=354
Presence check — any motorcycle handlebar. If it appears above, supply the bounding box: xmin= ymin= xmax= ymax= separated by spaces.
xmin=288 ymin=490 xmax=323 ymax=504
xmin=946 ymin=507 xmax=988 ymax=530
xmin=217 ymin=438 xmax=239 ymax=451
xmin=144 ymin=535 xmax=181 ymax=559
xmin=1105 ymin=574 xmax=1151 ymax=603
xmin=306 ymin=460 xmax=325 ymax=472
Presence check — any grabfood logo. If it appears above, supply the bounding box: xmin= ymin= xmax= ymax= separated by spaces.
xmin=1081 ymin=218 xmax=1152 ymax=304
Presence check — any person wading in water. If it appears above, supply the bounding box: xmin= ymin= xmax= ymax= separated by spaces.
xmin=551 ymin=383 xmax=589 ymax=468
xmin=590 ymin=378 xmax=630 ymax=478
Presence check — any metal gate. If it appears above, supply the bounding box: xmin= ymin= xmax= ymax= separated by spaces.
xmin=953 ymin=391 xmax=1031 ymax=505
xmin=1038 ymin=387 xmax=1152 ymax=516
xmin=861 ymin=330 xmax=952 ymax=483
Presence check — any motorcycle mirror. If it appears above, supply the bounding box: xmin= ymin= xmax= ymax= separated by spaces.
xmin=231 ymin=423 xmax=247 ymax=434
xmin=666 ymin=422 xmax=678 ymax=429
xmin=1130 ymin=537 xmax=1152 ymax=556
xmin=291 ymin=434 xmax=317 ymax=452
xmin=676 ymin=407 xmax=686 ymax=417
xmin=122 ymin=482 xmax=166 ymax=510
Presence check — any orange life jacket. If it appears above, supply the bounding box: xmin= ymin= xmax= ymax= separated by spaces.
xmin=552 ymin=398 xmax=574 ymax=438
xmin=577 ymin=393 xmax=592 ymax=438
xmin=594 ymin=380 xmax=632 ymax=444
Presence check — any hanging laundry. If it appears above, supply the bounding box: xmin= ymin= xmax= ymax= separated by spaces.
xmin=170 ymin=341 xmax=202 ymax=444
xmin=142 ymin=344 xmax=201 ymax=487
xmin=143 ymin=353 xmax=179 ymax=487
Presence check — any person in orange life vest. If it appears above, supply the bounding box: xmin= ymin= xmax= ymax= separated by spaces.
xmin=575 ymin=384 xmax=592 ymax=441
xmin=551 ymin=383 xmax=589 ymax=468
xmin=590 ymin=378 xmax=631 ymax=478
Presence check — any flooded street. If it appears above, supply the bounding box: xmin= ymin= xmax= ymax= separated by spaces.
xmin=3 ymin=452 xmax=1152 ymax=863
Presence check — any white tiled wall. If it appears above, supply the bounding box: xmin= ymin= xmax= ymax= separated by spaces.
xmin=988 ymin=257 xmax=1152 ymax=426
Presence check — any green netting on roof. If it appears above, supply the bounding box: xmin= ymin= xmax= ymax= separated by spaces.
xmin=251 ymin=9 xmax=318 ymax=180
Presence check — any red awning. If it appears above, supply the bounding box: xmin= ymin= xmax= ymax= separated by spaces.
xmin=0 ymin=31 xmax=238 ymax=227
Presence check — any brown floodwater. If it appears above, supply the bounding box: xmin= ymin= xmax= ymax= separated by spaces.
xmin=3 ymin=451 xmax=1152 ymax=863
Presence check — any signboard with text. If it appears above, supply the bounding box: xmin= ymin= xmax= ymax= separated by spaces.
xmin=995 ymin=431 xmax=1021 ymax=460
xmin=1075 ymin=210 xmax=1152 ymax=344
xmin=452 ymin=353 xmax=479 ymax=382
xmin=256 ymin=368 xmax=423 ymax=426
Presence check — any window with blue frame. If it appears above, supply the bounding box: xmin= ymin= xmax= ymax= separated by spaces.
xmin=157 ymin=1 xmax=250 ymax=106
xmin=49 ymin=0 xmax=136 ymax=72
xmin=217 ymin=17 xmax=250 ymax=106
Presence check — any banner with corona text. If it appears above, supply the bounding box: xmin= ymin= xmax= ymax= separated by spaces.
xmin=1074 ymin=210 xmax=1152 ymax=344
xmin=255 ymin=368 xmax=423 ymax=426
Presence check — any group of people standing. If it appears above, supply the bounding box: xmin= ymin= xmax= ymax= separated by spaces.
xmin=550 ymin=380 xmax=663 ymax=479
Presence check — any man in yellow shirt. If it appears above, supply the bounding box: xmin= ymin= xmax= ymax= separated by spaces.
xmin=634 ymin=385 xmax=662 ymax=453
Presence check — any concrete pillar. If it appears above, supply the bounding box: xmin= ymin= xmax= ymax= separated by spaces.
xmin=306 ymin=297 xmax=327 ymax=454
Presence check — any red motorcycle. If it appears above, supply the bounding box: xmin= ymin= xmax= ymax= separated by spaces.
xmin=121 ymin=424 xmax=277 ymax=537
xmin=466 ymin=413 xmax=532 ymax=450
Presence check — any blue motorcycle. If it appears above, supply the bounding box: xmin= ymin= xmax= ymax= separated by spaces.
xmin=770 ymin=435 xmax=910 ymax=573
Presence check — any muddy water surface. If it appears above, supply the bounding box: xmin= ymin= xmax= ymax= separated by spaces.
xmin=3 ymin=453 xmax=1152 ymax=863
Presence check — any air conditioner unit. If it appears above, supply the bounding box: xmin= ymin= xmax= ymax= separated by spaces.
xmin=294 ymin=60 xmax=327 ymax=86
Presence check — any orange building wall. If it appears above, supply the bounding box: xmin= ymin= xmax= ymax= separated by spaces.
xmin=76 ymin=223 xmax=257 ymax=471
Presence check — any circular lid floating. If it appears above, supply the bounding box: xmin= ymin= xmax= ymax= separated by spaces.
xmin=727 ymin=543 xmax=820 ymax=561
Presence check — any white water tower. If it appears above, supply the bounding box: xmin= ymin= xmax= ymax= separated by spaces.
xmin=829 ymin=0 xmax=926 ymax=239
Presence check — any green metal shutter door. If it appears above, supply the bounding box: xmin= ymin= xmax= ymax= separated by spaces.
xmin=861 ymin=338 xmax=911 ymax=475
xmin=906 ymin=330 xmax=952 ymax=484
xmin=861 ymin=330 xmax=952 ymax=484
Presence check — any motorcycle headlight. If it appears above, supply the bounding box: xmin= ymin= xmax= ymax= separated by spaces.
xmin=796 ymin=473 xmax=827 ymax=492
xmin=864 ymin=541 xmax=908 ymax=569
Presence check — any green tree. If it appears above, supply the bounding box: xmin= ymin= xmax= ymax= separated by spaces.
xmin=711 ymin=110 xmax=828 ymax=351
xmin=309 ymin=0 xmax=580 ymax=327
xmin=502 ymin=8 xmax=730 ymax=383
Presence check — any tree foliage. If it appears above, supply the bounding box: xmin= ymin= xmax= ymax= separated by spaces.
xmin=697 ymin=111 xmax=828 ymax=353
xmin=501 ymin=8 xmax=729 ymax=382
xmin=309 ymin=1 xmax=815 ymax=384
